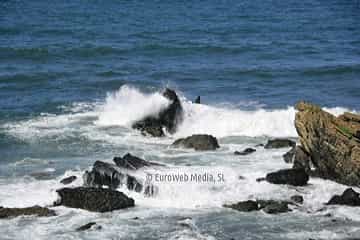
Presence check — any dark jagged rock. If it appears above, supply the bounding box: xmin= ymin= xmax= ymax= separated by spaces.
xmin=295 ymin=102 xmax=360 ymax=186
xmin=0 ymin=206 xmax=56 ymax=219
xmin=194 ymin=96 xmax=200 ymax=104
xmin=290 ymin=195 xmax=304 ymax=204
xmin=265 ymin=168 xmax=309 ymax=186
xmin=132 ymin=88 xmax=183 ymax=137
xmin=83 ymin=161 xmax=143 ymax=192
xmin=56 ymin=187 xmax=135 ymax=212
xmin=60 ymin=176 xmax=77 ymax=185
xmin=224 ymin=200 xmax=291 ymax=214
xmin=234 ymin=148 xmax=256 ymax=156
xmin=172 ymin=134 xmax=220 ymax=151
xmin=283 ymin=147 xmax=296 ymax=163
xmin=223 ymin=200 xmax=259 ymax=212
xmin=76 ymin=222 xmax=99 ymax=231
xmin=113 ymin=153 xmax=163 ymax=170
xmin=292 ymin=146 xmax=311 ymax=173
xmin=327 ymin=188 xmax=360 ymax=206
xmin=264 ymin=139 xmax=296 ymax=149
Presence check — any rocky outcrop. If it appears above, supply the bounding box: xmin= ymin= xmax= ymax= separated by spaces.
xmin=295 ymin=101 xmax=360 ymax=185
xmin=0 ymin=206 xmax=56 ymax=219
xmin=224 ymin=199 xmax=291 ymax=214
xmin=83 ymin=161 xmax=143 ymax=192
xmin=60 ymin=176 xmax=77 ymax=185
xmin=265 ymin=168 xmax=309 ymax=186
xmin=55 ymin=187 xmax=135 ymax=212
xmin=327 ymin=188 xmax=360 ymax=206
xmin=234 ymin=148 xmax=256 ymax=156
xmin=113 ymin=153 xmax=163 ymax=170
xmin=172 ymin=134 xmax=220 ymax=151
xmin=132 ymin=88 xmax=183 ymax=137
xmin=264 ymin=139 xmax=296 ymax=149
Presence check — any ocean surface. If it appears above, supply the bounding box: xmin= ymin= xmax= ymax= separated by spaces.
xmin=1 ymin=0 xmax=360 ymax=239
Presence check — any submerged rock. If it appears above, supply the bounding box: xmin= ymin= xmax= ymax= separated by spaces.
xmin=327 ymin=188 xmax=360 ymax=206
xmin=113 ymin=153 xmax=163 ymax=170
xmin=234 ymin=148 xmax=256 ymax=156
xmin=264 ymin=139 xmax=296 ymax=149
xmin=76 ymin=222 xmax=101 ymax=231
xmin=172 ymin=134 xmax=220 ymax=151
xmin=295 ymin=102 xmax=360 ymax=185
xmin=258 ymin=200 xmax=291 ymax=214
xmin=56 ymin=187 xmax=135 ymax=212
xmin=265 ymin=168 xmax=309 ymax=186
xmin=224 ymin=200 xmax=291 ymax=214
xmin=290 ymin=195 xmax=304 ymax=204
xmin=0 ymin=206 xmax=56 ymax=219
xmin=132 ymin=88 xmax=183 ymax=137
xmin=223 ymin=200 xmax=259 ymax=212
xmin=60 ymin=176 xmax=77 ymax=185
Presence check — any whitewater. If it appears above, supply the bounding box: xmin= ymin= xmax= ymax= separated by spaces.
xmin=0 ymin=86 xmax=359 ymax=240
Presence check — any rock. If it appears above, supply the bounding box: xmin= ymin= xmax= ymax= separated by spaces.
xmin=113 ymin=153 xmax=163 ymax=170
xmin=83 ymin=161 xmax=143 ymax=192
xmin=295 ymin=102 xmax=360 ymax=185
xmin=327 ymin=188 xmax=360 ymax=206
xmin=172 ymin=134 xmax=220 ymax=151
xmin=283 ymin=147 xmax=296 ymax=163
xmin=132 ymin=88 xmax=183 ymax=137
xmin=256 ymin=177 xmax=266 ymax=182
xmin=264 ymin=139 xmax=296 ymax=149
xmin=234 ymin=148 xmax=256 ymax=156
xmin=223 ymin=200 xmax=259 ymax=212
xmin=60 ymin=176 xmax=77 ymax=185
xmin=224 ymin=200 xmax=291 ymax=214
xmin=290 ymin=195 xmax=304 ymax=204
xmin=259 ymin=200 xmax=291 ymax=214
xmin=55 ymin=187 xmax=135 ymax=212
xmin=0 ymin=206 xmax=56 ymax=219
xmin=76 ymin=222 xmax=99 ymax=231
xmin=265 ymin=168 xmax=309 ymax=186
xmin=292 ymin=146 xmax=311 ymax=173
xmin=194 ymin=96 xmax=200 ymax=104
xmin=295 ymin=101 xmax=360 ymax=185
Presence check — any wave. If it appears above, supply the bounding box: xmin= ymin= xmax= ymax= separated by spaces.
xmin=2 ymin=85 xmax=355 ymax=142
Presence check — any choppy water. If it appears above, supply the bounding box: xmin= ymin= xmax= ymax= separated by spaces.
xmin=1 ymin=0 xmax=360 ymax=239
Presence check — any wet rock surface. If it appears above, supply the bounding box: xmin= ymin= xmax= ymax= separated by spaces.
xmin=264 ymin=139 xmax=296 ymax=149
xmin=327 ymin=188 xmax=360 ymax=206
xmin=56 ymin=187 xmax=135 ymax=212
xmin=172 ymin=134 xmax=220 ymax=151
xmin=0 ymin=206 xmax=56 ymax=219
xmin=132 ymin=88 xmax=183 ymax=137
xmin=60 ymin=176 xmax=77 ymax=185
xmin=265 ymin=168 xmax=309 ymax=186
xmin=234 ymin=148 xmax=256 ymax=156
xmin=113 ymin=153 xmax=163 ymax=170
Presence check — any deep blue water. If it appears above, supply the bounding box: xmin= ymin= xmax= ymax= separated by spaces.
xmin=1 ymin=0 xmax=360 ymax=122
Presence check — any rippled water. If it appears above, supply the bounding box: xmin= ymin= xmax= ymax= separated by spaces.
xmin=1 ymin=0 xmax=360 ymax=239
